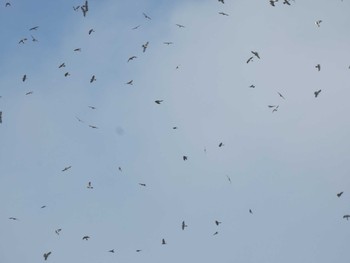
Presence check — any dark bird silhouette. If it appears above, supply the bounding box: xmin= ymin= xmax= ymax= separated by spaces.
xmin=89 ymin=125 xmax=98 ymax=129
xmin=218 ymin=12 xmax=229 ymax=16
xmin=76 ymin=116 xmax=84 ymax=123
xmin=218 ymin=0 xmax=224 ymax=3
xmin=315 ymin=64 xmax=321 ymax=71
xmin=88 ymin=106 xmax=96 ymax=110
xmin=22 ymin=75 xmax=27 ymax=82
xmin=183 ymin=156 xmax=188 ymax=161
xmin=219 ymin=142 xmax=224 ymax=147
xmin=132 ymin=25 xmax=141 ymax=30
xmin=62 ymin=166 xmax=72 ymax=172
xmin=277 ymin=92 xmax=285 ymax=99
xmin=43 ymin=252 xmax=51 ymax=261
xmin=176 ymin=24 xmax=185 ymax=28
xmin=41 ymin=205 xmax=46 ymax=209
xmin=246 ymin=56 xmax=254 ymax=63
xmin=213 ymin=231 xmax=219 ymax=235
xmin=64 ymin=72 xmax=70 ymax=77
xmin=29 ymin=26 xmax=39 ymax=31
xmin=88 ymin=29 xmax=95 ymax=35
xmin=81 ymin=1 xmax=88 ymax=17
xmin=251 ymin=51 xmax=260 ymax=59
xmin=283 ymin=0 xmax=291 ymax=5
xmin=142 ymin=41 xmax=149 ymax=53
xmin=139 ymin=183 xmax=146 ymax=187
xmin=272 ymin=105 xmax=279 ymax=113
xmin=73 ymin=5 xmax=80 ymax=11
xmin=314 ymin=90 xmax=321 ymax=98
xmin=215 ymin=220 xmax=222 ymax=226
xmin=315 ymin=20 xmax=322 ymax=27
xmin=55 ymin=229 xmax=62 ymax=235
xmin=128 ymin=56 xmax=137 ymax=62
xmin=87 ymin=182 xmax=93 ymax=189
xmin=163 ymin=42 xmax=173 ymax=45
xmin=126 ymin=80 xmax=133 ymax=85
xmin=249 ymin=85 xmax=255 ymax=88
xmin=143 ymin=12 xmax=151 ymax=20
xmin=31 ymin=35 xmax=38 ymax=42
xmin=18 ymin=38 xmax=27 ymax=44
xmin=9 ymin=217 xmax=18 ymax=220
xmin=173 ymin=126 xmax=178 ymax=129
xmin=162 ymin=238 xmax=166 ymax=245
xmin=74 ymin=48 xmax=81 ymax=52
xmin=25 ymin=91 xmax=33 ymax=95
xmin=337 ymin=192 xmax=344 ymax=198
xmin=90 ymin=75 xmax=96 ymax=83
xmin=226 ymin=175 xmax=231 ymax=183
xmin=136 ymin=250 xmax=142 ymax=252
xmin=82 ymin=236 xmax=90 ymax=240
xmin=268 ymin=105 xmax=277 ymax=108
xmin=59 ymin=63 xmax=65 ymax=68
xmin=249 ymin=209 xmax=253 ymax=214
xmin=108 ymin=249 xmax=115 ymax=253
xmin=269 ymin=0 xmax=277 ymax=6
xmin=343 ymin=215 xmax=350 ymax=220
xmin=182 ymin=221 xmax=188 ymax=230
xmin=5 ymin=2 xmax=11 ymax=7
xmin=155 ymin=100 xmax=163 ymax=104
xmin=118 ymin=167 xmax=122 ymax=172
xmin=0 ymin=111 xmax=2 ymax=124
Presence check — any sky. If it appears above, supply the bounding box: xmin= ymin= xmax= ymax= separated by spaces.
xmin=0 ymin=0 xmax=350 ymax=262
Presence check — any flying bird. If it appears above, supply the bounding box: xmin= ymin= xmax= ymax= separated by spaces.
xmin=155 ymin=100 xmax=163 ymax=104
xmin=246 ymin=56 xmax=254 ymax=63
xmin=58 ymin=63 xmax=65 ymax=68
xmin=87 ymin=182 xmax=93 ymax=189
xmin=218 ymin=12 xmax=229 ymax=16
xmin=272 ymin=105 xmax=279 ymax=113
xmin=55 ymin=229 xmax=62 ymax=235
xmin=82 ymin=236 xmax=90 ymax=240
xmin=173 ymin=126 xmax=178 ymax=129
xmin=183 ymin=156 xmax=188 ymax=161
xmin=277 ymin=92 xmax=285 ymax=99
xmin=163 ymin=42 xmax=173 ymax=45
xmin=176 ymin=24 xmax=185 ymax=28
xmin=142 ymin=41 xmax=149 ymax=52
xmin=213 ymin=231 xmax=219 ymax=235
xmin=118 ymin=167 xmax=122 ymax=172
xmin=269 ymin=0 xmax=277 ymax=6
xmin=249 ymin=85 xmax=255 ymax=88
xmin=5 ymin=2 xmax=11 ymax=7
xmin=218 ymin=0 xmax=225 ymax=3
xmin=43 ymin=252 xmax=51 ymax=261
xmin=18 ymin=38 xmax=27 ymax=44
xmin=182 ymin=221 xmax=188 ymax=230
xmin=315 ymin=20 xmax=322 ymax=27
xmin=128 ymin=56 xmax=137 ymax=62
xmin=268 ymin=105 xmax=277 ymax=108
xmin=90 ymin=75 xmax=96 ymax=83
xmin=108 ymin=249 xmax=115 ymax=253
xmin=73 ymin=5 xmax=80 ymax=11
xmin=249 ymin=209 xmax=253 ymax=214
xmin=40 ymin=205 xmax=46 ymax=209
xmin=0 ymin=111 xmax=2 ymax=124
xmin=31 ymin=36 xmax=39 ymax=42
xmin=74 ymin=48 xmax=81 ymax=52
xmin=343 ymin=215 xmax=350 ymax=220
xmin=337 ymin=192 xmax=343 ymax=197
xmin=9 ymin=217 xmax=18 ymax=220
xmin=136 ymin=250 xmax=142 ymax=252
xmin=219 ymin=142 xmax=224 ymax=147
xmin=143 ymin=12 xmax=151 ymax=20
xmin=76 ymin=116 xmax=84 ymax=123
xmin=88 ymin=106 xmax=96 ymax=110
xmin=126 ymin=80 xmax=133 ymax=85
xmin=64 ymin=72 xmax=70 ymax=77
xmin=132 ymin=25 xmax=141 ymax=30
xmin=139 ymin=183 xmax=146 ymax=187
xmin=226 ymin=175 xmax=231 ymax=183
xmin=283 ymin=0 xmax=291 ymax=5
xmin=162 ymin=238 xmax=166 ymax=245
xmin=88 ymin=29 xmax=95 ymax=35
xmin=315 ymin=64 xmax=321 ymax=71
xmin=314 ymin=90 xmax=321 ymax=98
xmin=22 ymin=75 xmax=27 ymax=82
xmin=62 ymin=166 xmax=72 ymax=172
xmin=215 ymin=220 xmax=222 ymax=226
xmin=25 ymin=91 xmax=33 ymax=95
xmin=89 ymin=125 xmax=98 ymax=129
xmin=251 ymin=51 xmax=260 ymax=59
xmin=29 ymin=26 xmax=39 ymax=31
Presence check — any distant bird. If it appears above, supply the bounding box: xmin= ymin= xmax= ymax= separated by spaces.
xmin=343 ymin=215 xmax=350 ymax=220
xmin=272 ymin=105 xmax=279 ymax=113
xmin=88 ymin=29 xmax=95 ymax=35
xmin=162 ymin=238 xmax=166 ymax=245
xmin=74 ymin=48 xmax=81 ymax=52
xmin=136 ymin=250 xmax=142 ymax=252
xmin=9 ymin=217 xmax=18 ymax=220
xmin=18 ymin=38 xmax=27 ymax=44
xmin=73 ymin=5 xmax=80 ymax=11
xmin=315 ymin=64 xmax=321 ymax=71
xmin=41 ymin=205 xmax=46 ymax=209
xmin=64 ymin=72 xmax=70 ymax=77
xmin=155 ymin=100 xmax=163 ymax=104
xmin=219 ymin=142 xmax=224 ymax=147
xmin=218 ymin=0 xmax=224 ymax=3
xmin=87 ymin=182 xmax=93 ymax=189
xmin=226 ymin=175 xmax=231 ymax=183
xmin=139 ymin=183 xmax=146 ymax=187
xmin=218 ymin=12 xmax=229 ymax=16
xmin=31 ymin=35 xmax=39 ymax=42
xmin=90 ymin=75 xmax=96 ymax=83
xmin=76 ymin=116 xmax=84 ymax=123
xmin=249 ymin=209 xmax=253 ymax=214
xmin=173 ymin=127 xmax=178 ymax=129
xmin=29 ymin=26 xmax=39 ymax=31
xmin=55 ymin=229 xmax=62 ymax=235
xmin=108 ymin=249 xmax=115 ymax=253
xmin=88 ymin=106 xmax=96 ymax=110
xmin=81 ymin=1 xmax=88 ymax=17
xmin=314 ymin=89 xmax=321 ymax=98
xmin=213 ymin=231 xmax=219 ymax=235
xmin=183 ymin=156 xmax=188 ymax=161
xmin=283 ymin=0 xmax=291 ymax=5
xmin=249 ymin=85 xmax=255 ymax=88
xmin=277 ymin=92 xmax=285 ymax=99
xmin=142 ymin=41 xmax=149 ymax=53
xmin=22 ymin=75 xmax=27 ymax=82
xmin=246 ymin=56 xmax=254 ymax=64
xmin=132 ymin=25 xmax=141 ymax=30
xmin=89 ymin=125 xmax=98 ymax=129
xmin=126 ymin=80 xmax=133 ymax=85
xmin=337 ymin=192 xmax=344 ymax=198
xmin=315 ymin=20 xmax=322 ymax=27
xmin=128 ymin=56 xmax=137 ymax=62
xmin=176 ymin=24 xmax=185 ymax=28
xmin=215 ymin=220 xmax=222 ymax=226
xmin=269 ymin=0 xmax=277 ymax=6
xmin=143 ymin=12 xmax=151 ymax=20
xmin=176 ymin=65 xmax=180 ymax=69
xmin=82 ymin=236 xmax=90 ymax=240
xmin=62 ymin=166 xmax=72 ymax=172
xmin=0 ymin=111 xmax=2 ymax=124
xmin=251 ymin=51 xmax=260 ymax=59
xmin=25 ymin=91 xmax=33 ymax=95
xmin=58 ymin=63 xmax=65 ymax=68
xmin=182 ymin=221 xmax=188 ymax=230
xmin=5 ymin=2 xmax=11 ymax=7
xmin=268 ymin=105 xmax=277 ymax=108
xmin=43 ymin=252 xmax=51 ymax=261
xmin=118 ymin=167 xmax=122 ymax=172
xmin=163 ymin=42 xmax=173 ymax=45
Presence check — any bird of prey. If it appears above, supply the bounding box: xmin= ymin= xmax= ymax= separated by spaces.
xmin=249 ymin=209 xmax=253 ymax=214
xmin=142 ymin=41 xmax=149 ymax=52
xmin=25 ymin=91 xmax=33 ymax=95
xmin=88 ymin=106 xmax=96 ymax=110
xmin=215 ymin=220 xmax=222 ymax=226
xmin=162 ymin=239 xmax=166 ymax=245
xmin=163 ymin=42 xmax=173 ymax=45
xmin=218 ymin=0 xmax=224 ymax=3
xmin=315 ymin=64 xmax=321 ymax=71
xmin=218 ymin=12 xmax=229 ymax=16
xmin=22 ymin=75 xmax=27 ymax=82
xmin=89 ymin=125 xmax=98 ymax=129
xmin=88 ymin=29 xmax=95 ymax=35
xmin=183 ymin=156 xmax=188 ymax=161
xmin=337 ymin=192 xmax=344 ymax=198
xmin=43 ymin=252 xmax=51 ymax=261
xmin=226 ymin=175 xmax=231 ymax=183
xmin=343 ymin=215 xmax=350 ymax=220
xmin=219 ymin=142 xmax=224 ymax=147
xmin=246 ymin=56 xmax=254 ymax=63
xmin=41 ymin=205 xmax=46 ymax=209
xmin=9 ymin=217 xmax=18 ymax=220
xmin=108 ymin=249 xmax=115 ymax=253
xmin=64 ymin=72 xmax=70 ymax=77
xmin=283 ymin=0 xmax=291 ymax=5
xmin=315 ymin=20 xmax=322 ymax=27
xmin=87 ymin=182 xmax=93 ymax=189
xmin=18 ymin=38 xmax=27 ymax=44
xmin=5 ymin=2 xmax=11 ymax=7
xmin=62 ymin=166 xmax=72 ymax=172
xmin=74 ymin=48 xmax=81 ymax=52
xmin=277 ymin=92 xmax=285 ymax=99
xmin=155 ymin=100 xmax=163 ymax=104
xmin=58 ymin=63 xmax=65 ymax=68
xmin=139 ymin=183 xmax=146 ymax=187
xmin=213 ymin=231 xmax=219 ymax=235
xmin=29 ymin=26 xmax=39 ymax=31
xmin=251 ymin=51 xmax=260 ymax=59
xmin=55 ymin=229 xmax=62 ymax=235
xmin=0 ymin=111 xmax=2 ymax=124
xmin=126 ymin=80 xmax=133 ymax=85
xmin=128 ymin=56 xmax=137 ymax=62
xmin=143 ymin=12 xmax=151 ymax=20
xmin=73 ymin=6 xmax=80 ymax=11
xmin=90 ymin=75 xmax=96 ymax=83
xmin=82 ymin=236 xmax=90 ymax=240
xmin=314 ymin=90 xmax=321 ymax=98
xmin=182 ymin=221 xmax=188 ymax=230
xmin=249 ymin=85 xmax=255 ymax=88
xmin=176 ymin=24 xmax=185 ymax=28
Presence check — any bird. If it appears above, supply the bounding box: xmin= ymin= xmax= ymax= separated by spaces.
xmin=315 ymin=64 xmax=321 ymax=71
xmin=249 ymin=85 xmax=255 ymax=88
xmin=272 ymin=105 xmax=279 ymax=113
xmin=31 ymin=35 xmax=38 ymax=42
xmin=108 ymin=249 xmax=115 ymax=253
xmin=218 ymin=0 xmax=224 ymax=3
xmin=163 ymin=42 xmax=173 ymax=45
xmin=226 ymin=175 xmax=231 ymax=183
xmin=142 ymin=41 xmax=149 ymax=53
xmin=246 ymin=56 xmax=254 ymax=63
xmin=128 ymin=56 xmax=137 ymax=62
xmin=81 ymin=1 xmax=88 ymax=17
xmin=5 ymin=2 xmax=11 ymax=7
xmin=9 ymin=217 xmax=18 ymax=220
xmin=176 ymin=24 xmax=185 ymax=28
xmin=126 ymin=80 xmax=133 ymax=85
xmin=74 ymin=48 xmax=81 ymax=52
xmin=62 ymin=166 xmax=72 ymax=172
xmin=43 ymin=252 xmax=51 ymax=261
xmin=183 ymin=156 xmax=188 ymax=161
xmin=215 ymin=220 xmax=222 ymax=226
xmin=139 ymin=183 xmax=146 ymax=187
xmin=55 ymin=229 xmax=62 ymax=235
xmin=29 ymin=26 xmax=39 ymax=31
xmin=89 ymin=125 xmax=98 ymax=129
xmin=25 ymin=91 xmax=33 ymax=95
xmin=58 ymin=63 xmax=65 ymax=68
xmin=251 ymin=51 xmax=260 ymax=59
xmin=268 ymin=105 xmax=277 ymax=108
xmin=22 ymin=75 xmax=27 ymax=82
xmin=40 ymin=205 xmax=46 ymax=209
xmin=155 ymin=100 xmax=163 ymax=104
xmin=88 ymin=29 xmax=95 ymax=35
xmin=283 ymin=0 xmax=291 ymax=5
xmin=76 ymin=116 xmax=84 ymax=123
xmin=337 ymin=192 xmax=344 ymax=197
xmin=269 ymin=0 xmax=277 ymax=6
xmin=218 ymin=12 xmax=229 ymax=16
xmin=64 ymin=72 xmax=70 ymax=77
xmin=182 ymin=221 xmax=188 ymax=230
xmin=314 ymin=90 xmax=321 ymax=98
xmin=82 ymin=236 xmax=90 ymax=240
xmin=173 ymin=126 xmax=178 ymax=129
xmin=343 ymin=215 xmax=350 ymax=220
xmin=213 ymin=231 xmax=219 ymax=235
xmin=143 ymin=12 xmax=151 ymax=20
xmin=18 ymin=38 xmax=27 ymax=44
xmin=0 ymin=111 xmax=2 ymax=124
xmin=136 ymin=250 xmax=142 ymax=252
xmin=277 ymin=92 xmax=285 ymax=99
xmin=249 ymin=209 xmax=253 ymax=214
xmin=90 ymin=75 xmax=96 ymax=83
xmin=73 ymin=5 xmax=80 ymax=11
xmin=219 ymin=142 xmax=224 ymax=147
xmin=162 ymin=238 xmax=166 ymax=245
xmin=315 ymin=20 xmax=322 ymax=27
xmin=118 ymin=167 xmax=122 ymax=172
xmin=87 ymin=182 xmax=93 ymax=189
xmin=88 ymin=106 xmax=96 ymax=110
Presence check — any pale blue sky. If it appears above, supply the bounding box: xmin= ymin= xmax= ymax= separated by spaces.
xmin=1 ymin=0 xmax=350 ymax=262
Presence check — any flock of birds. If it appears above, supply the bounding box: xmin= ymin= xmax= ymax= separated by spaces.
xmin=1 ymin=0 xmax=350 ymax=262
